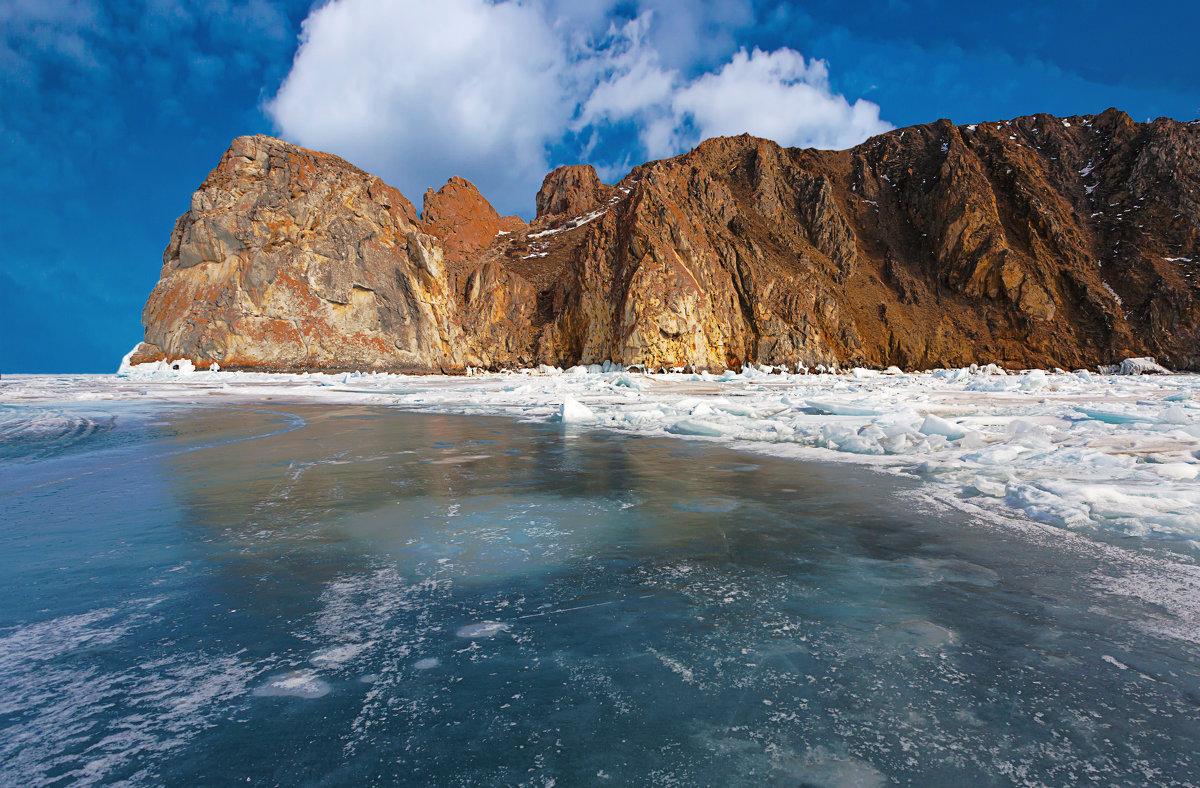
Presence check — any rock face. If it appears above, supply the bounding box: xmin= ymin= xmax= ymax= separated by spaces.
xmin=421 ymin=176 xmax=525 ymax=267
xmin=132 ymin=135 xmax=467 ymax=372
xmin=132 ymin=110 xmax=1200 ymax=372
xmin=535 ymin=165 xmax=608 ymax=219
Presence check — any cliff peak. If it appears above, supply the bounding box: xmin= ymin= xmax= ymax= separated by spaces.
xmin=421 ymin=177 xmax=525 ymax=267
xmin=535 ymin=165 xmax=607 ymax=220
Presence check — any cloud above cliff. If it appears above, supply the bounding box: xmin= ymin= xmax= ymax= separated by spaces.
xmin=575 ymin=33 xmax=894 ymax=160
xmin=267 ymin=0 xmax=892 ymax=215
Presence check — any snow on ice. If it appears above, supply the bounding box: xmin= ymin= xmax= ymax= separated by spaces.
xmin=4 ymin=355 xmax=1200 ymax=546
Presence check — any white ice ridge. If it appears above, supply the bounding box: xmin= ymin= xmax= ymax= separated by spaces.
xmin=6 ymin=360 xmax=1200 ymax=543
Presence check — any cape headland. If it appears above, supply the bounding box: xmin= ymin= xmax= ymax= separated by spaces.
xmin=129 ymin=108 xmax=1200 ymax=373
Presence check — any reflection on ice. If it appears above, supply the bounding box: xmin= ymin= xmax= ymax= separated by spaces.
xmin=873 ymin=620 xmax=959 ymax=652
xmin=895 ymin=557 xmax=999 ymax=587
xmin=673 ymin=497 xmax=740 ymax=513
xmin=1 ymin=402 xmax=1199 ymax=785
xmin=428 ymin=453 xmax=492 ymax=465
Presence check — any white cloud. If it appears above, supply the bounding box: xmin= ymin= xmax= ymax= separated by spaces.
xmin=267 ymin=0 xmax=892 ymax=215
xmin=269 ymin=0 xmax=574 ymax=215
xmin=668 ymin=48 xmax=893 ymax=153
xmin=575 ymin=14 xmax=674 ymax=129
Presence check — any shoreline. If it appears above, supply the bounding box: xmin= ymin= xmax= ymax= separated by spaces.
xmin=3 ymin=364 xmax=1198 ymax=553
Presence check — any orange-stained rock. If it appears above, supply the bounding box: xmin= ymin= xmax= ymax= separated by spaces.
xmin=421 ymin=176 xmax=524 ymax=267
xmin=130 ymin=135 xmax=468 ymax=372
xmin=133 ymin=111 xmax=1200 ymax=373
xmin=478 ymin=112 xmax=1199 ymax=371
xmin=535 ymin=165 xmax=607 ymax=220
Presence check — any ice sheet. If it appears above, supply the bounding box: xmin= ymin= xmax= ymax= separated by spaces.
xmin=5 ymin=360 xmax=1199 ymax=545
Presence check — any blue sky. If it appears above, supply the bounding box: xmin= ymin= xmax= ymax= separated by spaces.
xmin=2 ymin=0 xmax=1197 ymax=373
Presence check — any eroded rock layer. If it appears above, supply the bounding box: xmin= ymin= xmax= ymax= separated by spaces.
xmin=133 ymin=110 xmax=1200 ymax=372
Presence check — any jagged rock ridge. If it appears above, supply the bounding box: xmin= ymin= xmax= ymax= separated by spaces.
xmin=131 ymin=109 xmax=1200 ymax=372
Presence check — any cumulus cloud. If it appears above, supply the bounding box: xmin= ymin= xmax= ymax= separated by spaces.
xmin=669 ymin=48 xmax=893 ymax=153
xmin=269 ymin=0 xmax=575 ymax=215
xmin=267 ymin=0 xmax=892 ymax=215
xmin=575 ymin=24 xmax=892 ymax=159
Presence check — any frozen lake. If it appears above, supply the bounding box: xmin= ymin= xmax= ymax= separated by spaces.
xmin=2 ymin=401 xmax=1199 ymax=785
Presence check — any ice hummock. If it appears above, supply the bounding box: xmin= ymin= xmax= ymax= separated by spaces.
xmin=559 ymin=397 xmax=596 ymax=424
xmin=1103 ymin=356 xmax=1172 ymax=375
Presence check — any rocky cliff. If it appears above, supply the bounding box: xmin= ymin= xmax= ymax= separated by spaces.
xmin=132 ymin=135 xmax=467 ymax=372
xmin=131 ymin=109 xmax=1200 ymax=372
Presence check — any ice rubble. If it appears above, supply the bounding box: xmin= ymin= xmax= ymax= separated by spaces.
xmin=7 ymin=356 xmax=1200 ymax=543
xmin=559 ymin=396 xmax=596 ymax=424
xmin=1104 ymin=356 xmax=1172 ymax=375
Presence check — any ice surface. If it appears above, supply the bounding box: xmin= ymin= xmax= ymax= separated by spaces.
xmin=455 ymin=621 xmax=509 ymax=638
xmin=4 ymin=391 xmax=1200 ymax=784
xmin=253 ymin=671 xmax=331 ymax=698
xmin=310 ymin=642 xmax=373 ymax=667
xmin=0 ymin=599 xmax=262 ymax=786
xmin=5 ymin=361 xmax=1200 ymax=544
xmin=790 ymin=752 xmax=888 ymax=788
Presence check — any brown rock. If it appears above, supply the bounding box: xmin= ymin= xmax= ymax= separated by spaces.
xmin=134 ymin=111 xmax=1200 ymax=373
xmin=131 ymin=135 xmax=467 ymax=372
xmin=535 ymin=165 xmax=608 ymax=220
xmin=504 ymin=114 xmax=1199 ymax=371
xmin=421 ymin=176 xmax=524 ymax=267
